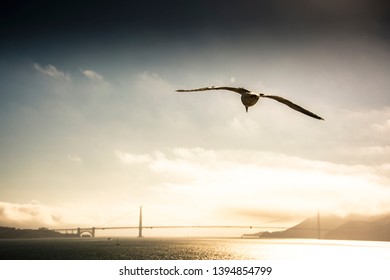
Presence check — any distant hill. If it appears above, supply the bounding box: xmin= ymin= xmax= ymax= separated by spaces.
xmin=244 ymin=214 xmax=390 ymax=242
xmin=260 ymin=215 xmax=345 ymax=239
xmin=325 ymin=216 xmax=390 ymax=241
xmin=0 ymin=226 xmax=77 ymax=239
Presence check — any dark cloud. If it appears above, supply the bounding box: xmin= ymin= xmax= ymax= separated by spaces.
xmin=1 ymin=0 xmax=389 ymax=46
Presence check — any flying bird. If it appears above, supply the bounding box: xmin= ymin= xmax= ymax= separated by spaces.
xmin=176 ymin=86 xmax=324 ymax=120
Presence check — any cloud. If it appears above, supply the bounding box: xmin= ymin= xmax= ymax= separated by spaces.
xmin=80 ymin=69 xmax=103 ymax=81
xmin=0 ymin=201 xmax=64 ymax=228
xmin=135 ymin=71 xmax=175 ymax=95
xmin=116 ymin=147 xmax=390 ymax=221
xmin=115 ymin=150 xmax=153 ymax=164
xmin=33 ymin=63 xmax=71 ymax=82
xmin=372 ymin=118 xmax=390 ymax=133
xmin=67 ymin=154 xmax=83 ymax=163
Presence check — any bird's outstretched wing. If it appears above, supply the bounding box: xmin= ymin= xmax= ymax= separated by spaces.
xmin=262 ymin=94 xmax=324 ymax=120
xmin=176 ymin=86 xmax=249 ymax=95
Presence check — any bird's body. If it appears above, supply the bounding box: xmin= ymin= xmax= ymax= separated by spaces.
xmin=176 ymin=86 xmax=324 ymax=120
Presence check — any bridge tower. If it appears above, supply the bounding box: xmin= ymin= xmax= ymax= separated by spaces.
xmin=138 ymin=206 xmax=143 ymax=238
xmin=317 ymin=211 xmax=321 ymax=239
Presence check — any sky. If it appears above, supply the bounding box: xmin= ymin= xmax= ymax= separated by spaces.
xmin=1 ymin=0 xmax=390 ymax=237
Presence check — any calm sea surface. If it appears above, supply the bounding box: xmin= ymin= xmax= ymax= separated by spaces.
xmin=1 ymin=237 xmax=390 ymax=260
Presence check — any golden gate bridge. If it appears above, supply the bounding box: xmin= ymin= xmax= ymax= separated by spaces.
xmin=51 ymin=206 xmax=297 ymax=238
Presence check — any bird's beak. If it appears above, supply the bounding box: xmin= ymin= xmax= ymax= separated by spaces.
xmin=245 ymin=106 xmax=248 ymax=113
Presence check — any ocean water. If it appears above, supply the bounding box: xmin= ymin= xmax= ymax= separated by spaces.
xmin=1 ymin=237 xmax=390 ymax=260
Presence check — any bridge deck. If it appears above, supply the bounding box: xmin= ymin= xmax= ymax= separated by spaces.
xmin=53 ymin=225 xmax=288 ymax=231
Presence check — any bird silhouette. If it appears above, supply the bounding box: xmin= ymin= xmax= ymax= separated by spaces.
xmin=176 ymin=86 xmax=324 ymax=120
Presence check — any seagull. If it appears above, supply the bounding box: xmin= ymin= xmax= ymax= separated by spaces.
xmin=176 ymin=86 xmax=324 ymax=120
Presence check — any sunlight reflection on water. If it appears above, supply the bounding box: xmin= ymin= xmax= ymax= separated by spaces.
xmin=228 ymin=239 xmax=390 ymax=260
